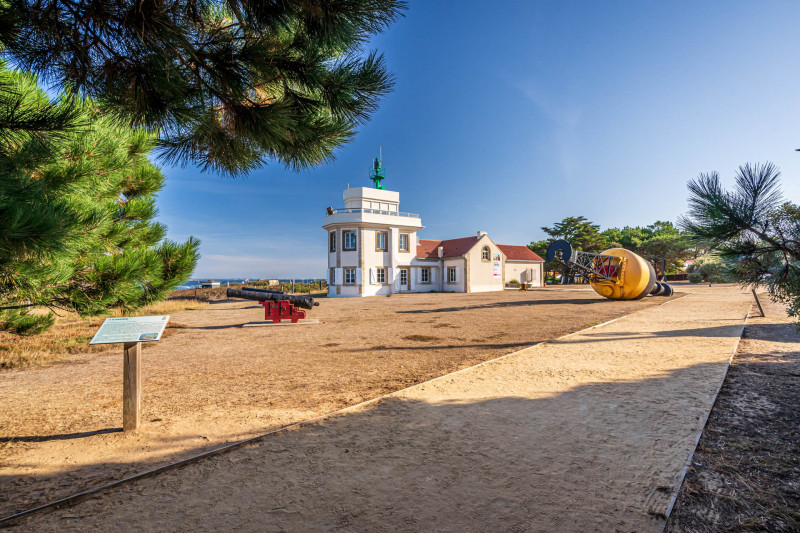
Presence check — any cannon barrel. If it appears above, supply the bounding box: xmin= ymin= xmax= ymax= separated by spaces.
xmin=242 ymin=286 xmax=284 ymax=294
xmin=226 ymin=288 xmax=318 ymax=310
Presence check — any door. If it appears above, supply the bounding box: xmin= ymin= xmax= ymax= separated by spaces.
xmin=399 ymin=268 xmax=409 ymax=291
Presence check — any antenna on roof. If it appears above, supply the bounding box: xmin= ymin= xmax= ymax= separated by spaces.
xmin=369 ymin=148 xmax=385 ymax=190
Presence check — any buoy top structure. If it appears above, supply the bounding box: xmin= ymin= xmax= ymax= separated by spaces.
xmin=546 ymin=240 xmax=671 ymax=300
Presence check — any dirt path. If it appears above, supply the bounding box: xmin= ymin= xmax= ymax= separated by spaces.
xmin=666 ymin=297 xmax=800 ymax=531
xmin=7 ymin=285 xmax=752 ymax=531
xmin=1 ymin=289 xmax=667 ymax=517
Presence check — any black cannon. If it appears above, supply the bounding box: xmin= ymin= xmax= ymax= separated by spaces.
xmin=226 ymin=288 xmax=318 ymax=310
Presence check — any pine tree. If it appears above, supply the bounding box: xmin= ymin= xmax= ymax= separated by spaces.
xmin=680 ymin=162 xmax=800 ymax=320
xmin=0 ymin=63 xmax=199 ymax=334
xmin=0 ymin=0 xmax=407 ymax=176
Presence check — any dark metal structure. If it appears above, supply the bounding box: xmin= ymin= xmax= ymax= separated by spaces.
xmin=545 ymin=240 xmax=623 ymax=283
xmin=226 ymin=288 xmax=317 ymax=310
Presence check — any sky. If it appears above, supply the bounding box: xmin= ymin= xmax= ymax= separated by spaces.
xmin=155 ymin=1 xmax=800 ymax=279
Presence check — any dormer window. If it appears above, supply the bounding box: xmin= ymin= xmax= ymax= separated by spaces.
xmin=482 ymin=246 xmax=490 ymax=261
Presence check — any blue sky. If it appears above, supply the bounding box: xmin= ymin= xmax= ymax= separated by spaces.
xmin=156 ymin=1 xmax=800 ymax=279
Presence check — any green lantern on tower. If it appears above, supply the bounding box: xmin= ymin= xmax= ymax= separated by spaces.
xmin=370 ymin=151 xmax=386 ymax=189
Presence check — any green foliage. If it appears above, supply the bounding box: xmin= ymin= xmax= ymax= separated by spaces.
xmin=681 ymin=162 xmax=800 ymax=320
xmin=602 ymin=221 xmax=693 ymax=277
xmin=541 ymin=216 xmax=606 ymax=252
xmin=0 ymin=308 xmax=55 ymax=336
xmin=0 ymin=59 xmax=84 ymax=159
xmin=0 ymin=63 xmax=199 ymax=334
xmin=0 ymin=0 xmax=406 ymax=176
xmin=508 ymin=279 xmax=519 ymax=285
xmin=686 ymin=254 xmax=734 ymax=283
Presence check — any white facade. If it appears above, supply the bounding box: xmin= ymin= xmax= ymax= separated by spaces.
xmin=323 ymin=185 xmax=543 ymax=297
xmin=323 ymin=187 xmax=427 ymax=297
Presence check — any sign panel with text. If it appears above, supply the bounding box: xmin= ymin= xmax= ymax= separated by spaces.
xmin=90 ymin=316 xmax=170 ymax=345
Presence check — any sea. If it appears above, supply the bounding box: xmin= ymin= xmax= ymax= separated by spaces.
xmin=174 ymin=278 xmax=324 ymax=291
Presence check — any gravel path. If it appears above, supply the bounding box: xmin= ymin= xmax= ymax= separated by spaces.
xmin=10 ymin=285 xmax=751 ymax=531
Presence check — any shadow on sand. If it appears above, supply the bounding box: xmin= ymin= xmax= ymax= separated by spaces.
xmin=6 ymin=352 xmax=790 ymax=531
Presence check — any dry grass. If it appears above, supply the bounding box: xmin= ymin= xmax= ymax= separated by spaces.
xmin=0 ymin=300 xmax=208 ymax=371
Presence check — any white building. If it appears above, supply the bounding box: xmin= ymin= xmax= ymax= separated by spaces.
xmin=323 ymin=179 xmax=543 ymax=297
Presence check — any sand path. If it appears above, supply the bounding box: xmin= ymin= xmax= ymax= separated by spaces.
xmin=12 ymin=286 xmax=751 ymax=531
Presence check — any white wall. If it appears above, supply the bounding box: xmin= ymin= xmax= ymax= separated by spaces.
xmin=467 ymin=236 xmax=505 ymax=293
xmin=442 ymin=258 xmax=466 ymax=292
xmin=505 ymin=262 xmax=543 ymax=287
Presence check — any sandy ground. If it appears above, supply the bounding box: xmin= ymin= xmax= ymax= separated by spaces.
xmin=1 ymin=288 xmax=668 ymax=517
xmin=4 ymin=284 xmax=754 ymax=531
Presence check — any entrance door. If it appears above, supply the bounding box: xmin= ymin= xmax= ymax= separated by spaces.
xmin=399 ymin=268 xmax=409 ymax=290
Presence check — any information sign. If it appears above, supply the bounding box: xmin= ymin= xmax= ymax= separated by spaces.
xmin=90 ymin=316 xmax=170 ymax=345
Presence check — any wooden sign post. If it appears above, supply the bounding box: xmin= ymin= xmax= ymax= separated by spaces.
xmin=90 ymin=316 xmax=170 ymax=432
xmin=123 ymin=341 xmax=142 ymax=431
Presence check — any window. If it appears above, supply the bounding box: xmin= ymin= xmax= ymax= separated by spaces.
xmin=421 ymin=268 xmax=430 ymax=283
xmin=482 ymin=246 xmax=490 ymax=261
xmin=329 ymin=232 xmax=336 ymax=252
xmin=448 ymin=267 xmax=457 ymax=283
xmin=344 ymin=268 xmax=356 ymax=284
xmin=399 ymin=233 xmax=409 ymax=252
xmin=376 ymin=231 xmax=387 ymax=251
xmin=376 ymin=268 xmax=386 ymax=284
xmin=343 ymin=231 xmax=356 ymax=251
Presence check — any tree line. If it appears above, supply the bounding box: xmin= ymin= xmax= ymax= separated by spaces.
xmin=528 ymin=217 xmax=694 ymax=282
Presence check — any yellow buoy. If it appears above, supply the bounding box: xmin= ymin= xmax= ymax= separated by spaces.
xmin=545 ymin=240 xmax=667 ymax=301
xmin=588 ymin=248 xmax=657 ymax=300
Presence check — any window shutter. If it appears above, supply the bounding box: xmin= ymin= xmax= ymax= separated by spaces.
xmin=356 ymin=268 xmax=362 ymax=285
xmin=334 ymin=268 xmax=342 ymax=285
xmin=431 ymin=269 xmax=436 ymax=283
xmin=416 ymin=268 xmax=421 ymax=283
xmin=387 ymin=267 xmax=393 ymax=283
xmin=454 ymin=267 xmax=459 ymax=282
xmin=369 ymin=268 xmax=376 ymax=284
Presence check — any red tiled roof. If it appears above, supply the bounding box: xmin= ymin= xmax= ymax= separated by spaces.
xmin=497 ymin=244 xmax=544 ymax=262
xmin=416 ymin=239 xmax=442 ymax=258
xmin=417 ymin=237 xmax=479 ymax=259
xmin=418 ymin=237 xmax=542 ymax=262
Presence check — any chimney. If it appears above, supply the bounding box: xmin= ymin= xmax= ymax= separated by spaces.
xmin=477 ymin=231 xmax=487 ymax=238
xmin=438 ymin=245 xmax=443 ymax=258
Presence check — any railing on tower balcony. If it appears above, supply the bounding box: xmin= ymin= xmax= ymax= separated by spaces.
xmin=325 ymin=207 xmax=420 ymax=218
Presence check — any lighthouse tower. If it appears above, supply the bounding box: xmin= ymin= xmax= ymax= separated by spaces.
xmin=322 ymin=155 xmax=424 ymax=297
